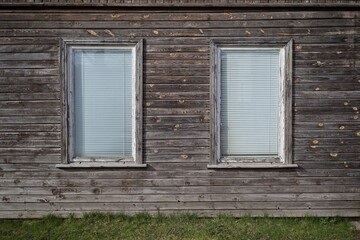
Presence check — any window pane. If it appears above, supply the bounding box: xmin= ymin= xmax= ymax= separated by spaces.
xmin=74 ymin=49 xmax=133 ymax=157
xmin=220 ymin=49 xmax=279 ymax=156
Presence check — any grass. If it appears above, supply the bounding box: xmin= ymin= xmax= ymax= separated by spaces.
xmin=0 ymin=213 xmax=359 ymax=240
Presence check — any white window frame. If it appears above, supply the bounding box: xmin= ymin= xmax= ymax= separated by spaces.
xmin=57 ymin=39 xmax=145 ymax=168
xmin=209 ymin=39 xmax=296 ymax=169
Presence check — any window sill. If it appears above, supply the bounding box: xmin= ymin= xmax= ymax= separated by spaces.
xmin=207 ymin=162 xmax=298 ymax=169
xmin=56 ymin=162 xmax=147 ymax=169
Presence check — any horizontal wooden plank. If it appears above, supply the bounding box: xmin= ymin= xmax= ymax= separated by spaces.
xmin=0 ymin=124 xmax=61 ymax=132
xmin=2 ymin=167 xmax=359 ymax=179
xmin=0 ymin=100 xmax=59 ymax=108
xmin=294 ymin=84 xmax=360 ymax=91
xmin=145 ymin=108 xmax=209 ymax=116
xmin=0 ymin=60 xmax=58 ymax=69
xmin=0 ymin=11 xmax=355 ymax=22
xmin=294 ymin=114 xmax=359 ymax=122
xmin=145 ymin=92 xmax=209 ymax=100
xmin=147 ymin=68 xmax=209 ymax=76
xmin=146 ymin=52 xmax=209 ymax=61
xmin=145 ymin=116 xmax=208 ymax=124
xmin=295 ymin=60 xmax=355 ymax=68
xmin=145 ymin=100 xmax=209 ymax=108
xmin=145 ymin=147 xmax=209 ymax=155
xmin=0 ymin=132 xmax=60 ymax=140
xmin=0 ymin=116 xmax=60 ymax=124
xmin=145 ymin=84 xmax=209 ymax=92
xmin=295 ymin=145 xmax=360 ymax=153
xmin=0 ymin=19 xmax=355 ymax=29
xmin=1 ymin=208 xmax=359 ymax=219
xmin=1 ymin=192 xmax=360 ymax=208
xmin=294 ymin=138 xmax=360 ymax=146
xmin=0 ymin=155 xmax=61 ymax=164
xmin=145 ymin=154 xmax=209 ymax=162
xmin=294 ymin=76 xmax=358 ymax=84
xmin=294 ymin=68 xmax=357 ymax=75
xmin=294 ymin=99 xmax=360 ymax=107
xmin=0 ymin=184 xmax=358 ymax=195
xmin=0 ymin=44 xmax=58 ymax=53
xmin=294 ymin=107 xmax=359 ymax=114
xmin=294 ymin=153 xmax=360 ymax=161
xmin=0 ymin=84 xmax=59 ymax=93
xmin=1 ymin=177 xmax=359 ymax=188
xmin=147 ymin=45 xmax=209 ymax=53
xmin=0 ymin=108 xmax=60 ymax=116
xmin=294 ymin=51 xmax=356 ymax=60
xmin=0 ymin=148 xmax=60 ymax=155
xmin=145 ymin=131 xmax=209 ymax=139
xmin=0 ymin=140 xmax=60 ymax=148
xmin=145 ymin=123 xmax=209 ymax=132
xmin=0 ymin=93 xmax=60 ymax=100
xmin=145 ymin=76 xmax=209 ymax=84
xmin=0 ymin=30 xmax=355 ymax=43
xmin=1 ymin=161 xmax=360 ymax=172
xmin=0 ymin=68 xmax=59 ymax=77
xmin=0 ymin=52 xmax=57 ymax=61
xmin=0 ymin=76 xmax=60 ymax=85
xmin=2 ymin=200 xmax=360 ymax=212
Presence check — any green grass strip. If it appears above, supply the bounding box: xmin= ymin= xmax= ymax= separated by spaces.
xmin=0 ymin=213 xmax=359 ymax=240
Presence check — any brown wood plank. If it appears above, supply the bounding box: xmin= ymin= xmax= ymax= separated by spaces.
xmin=1 ymin=177 xmax=359 ymax=188
xmin=0 ymin=11 xmax=355 ymax=21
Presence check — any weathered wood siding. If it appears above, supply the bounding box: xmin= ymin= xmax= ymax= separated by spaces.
xmin=2 ymin=0 xmax=358 ymax=7
xmin=0 ymin=7 xmax=359 ymax=218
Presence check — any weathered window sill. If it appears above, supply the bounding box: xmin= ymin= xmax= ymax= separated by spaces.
xmin=56 ymin=162 xmax=147 ymax=169
xmin=207 ymin=163 xmax=298 ymax=169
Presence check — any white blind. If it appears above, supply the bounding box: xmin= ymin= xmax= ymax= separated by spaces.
xmin=220 ymin=49 xmax=280 ymax=156
xmin=74 ymin=49 xmax=133 ymax=158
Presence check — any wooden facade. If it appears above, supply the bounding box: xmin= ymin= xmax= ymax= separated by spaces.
xmin=0 ymin=1 xmax=359 ymax=218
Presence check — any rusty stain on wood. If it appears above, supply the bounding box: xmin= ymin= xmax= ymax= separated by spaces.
xmin=86 ymin=30 xmax=98 ymax=36
xmin=104 ymin=29 xmax=115 ymax=37
xmin=111 ymin=14 xmax=121 ymax=19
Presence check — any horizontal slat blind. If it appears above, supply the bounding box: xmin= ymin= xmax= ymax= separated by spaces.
xmin=220 ymin=49 xmax=280 ymax=156
xmin=74 ymin=49 xmax=133 ymax=158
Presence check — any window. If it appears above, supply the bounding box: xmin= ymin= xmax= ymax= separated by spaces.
xmin=209 ymin=40 xmax=295 ymax=168
xmin=58 ymin=39 xmax=145 ymax=168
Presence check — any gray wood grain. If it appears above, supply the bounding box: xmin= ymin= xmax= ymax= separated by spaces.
xmin=0 ymin=8 xmax=359 ymax=218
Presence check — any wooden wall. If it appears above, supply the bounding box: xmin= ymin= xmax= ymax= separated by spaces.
xmin=0 ymin=7 xmax=359 ymax=218
xmin=2 ymin=0 xmax=358 ymax=7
